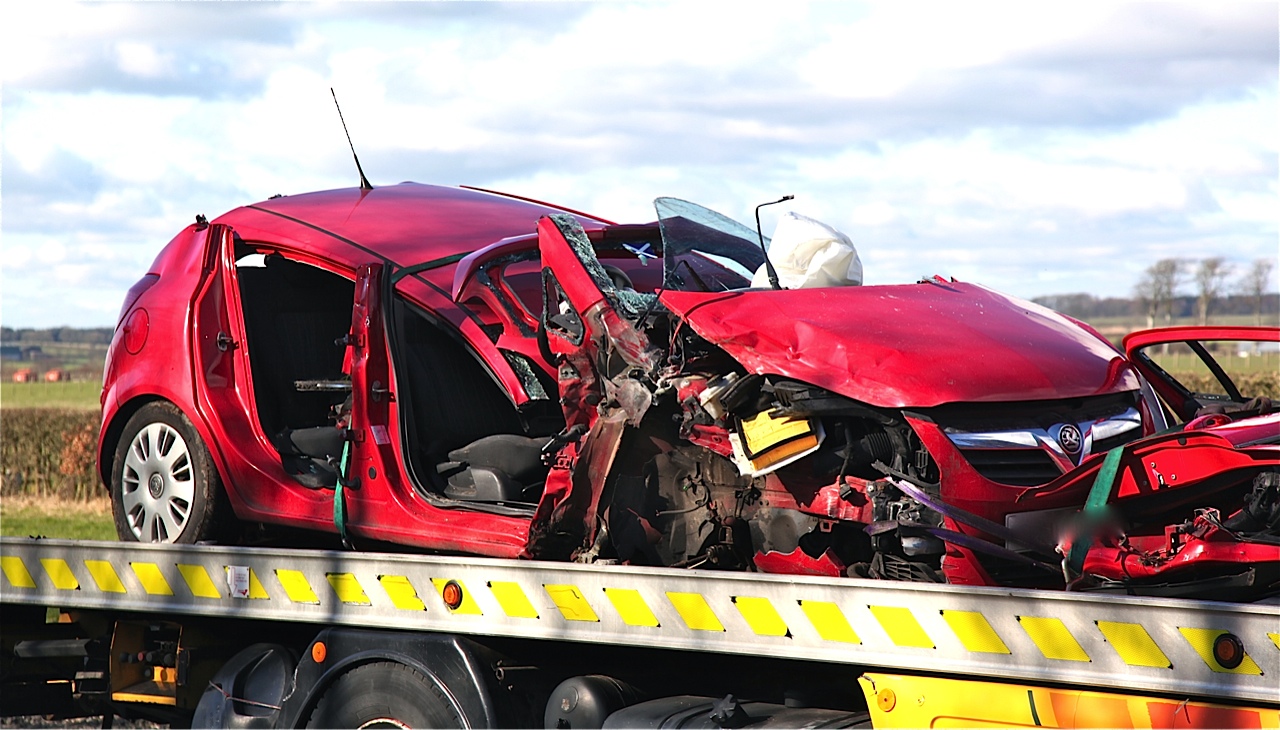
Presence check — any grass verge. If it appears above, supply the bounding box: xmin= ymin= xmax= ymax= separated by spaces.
xmin=1 ymin=495 xmax=116 ymax=541
xmin=1 ymin=381 xmax=101 ymax=410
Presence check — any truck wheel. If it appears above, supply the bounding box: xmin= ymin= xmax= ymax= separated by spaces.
xmin=111 ymin=402 xmax=224 ymax=544
xmin=305 ymin=662 xmax=465 ymax=728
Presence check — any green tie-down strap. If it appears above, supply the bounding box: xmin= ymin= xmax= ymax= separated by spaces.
xmin=1066 ymin=446 xmax=1124 ymax=575
xmin=334 ymin=440 xmax=352 ymax=549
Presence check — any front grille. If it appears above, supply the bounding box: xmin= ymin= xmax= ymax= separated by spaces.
xmin=1092 ymin=430 xmax=1136 ymax=455
xmin=924 ymin=392 xmax=1145 ymax=487
xmin=959 ymin=448 xmax=1059 ymax=487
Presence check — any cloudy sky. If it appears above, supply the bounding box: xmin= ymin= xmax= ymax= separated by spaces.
xmin=2 ymin=1 xmax=1276 ymax=328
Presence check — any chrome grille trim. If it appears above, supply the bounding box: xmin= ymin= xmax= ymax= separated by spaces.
xmin=946 ymin=406 xmax=1143 ymax=480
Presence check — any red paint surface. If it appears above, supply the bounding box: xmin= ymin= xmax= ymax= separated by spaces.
xmin=662 ymin=283 xmax=1137 ymax=407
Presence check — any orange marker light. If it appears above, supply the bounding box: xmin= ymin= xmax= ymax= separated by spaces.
xmin=877 ymin=688 xmax=896 ymax=712
xmin=1213 ymin=633 xmax=1244 ymax=669
xmin=442 ymin=580 xmax=464 ymax=610
xmin=311 ymin=641 xmax=327 ymax=663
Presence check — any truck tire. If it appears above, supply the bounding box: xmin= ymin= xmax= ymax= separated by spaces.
xmin=111 ymin=401 xmax=225 ymax=544
xmin=304 ymin=661 xmax=465 ymax=728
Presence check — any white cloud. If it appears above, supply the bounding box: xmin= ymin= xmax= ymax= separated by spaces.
xmin=849 ymin=201 xmax=897 ymax=226
xmin=798 ymin=3 xmax=1107 ymax=98
xmin=114 ymin=41 xmax=169 ymax=78
xmin=1 ymin=1 xmax=1276 ymax=327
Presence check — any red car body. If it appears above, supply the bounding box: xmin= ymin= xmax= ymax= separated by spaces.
xmin=109 ymin=182 xmax=1262 ymax=594
xmin=1054 ymin=326 xmax=1280 ymax=600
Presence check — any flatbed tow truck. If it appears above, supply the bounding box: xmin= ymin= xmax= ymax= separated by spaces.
xmin=2 ymin=536 xmax=1277 ymax=728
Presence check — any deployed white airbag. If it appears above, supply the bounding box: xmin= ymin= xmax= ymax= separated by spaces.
xmin=751 ymin=212 xmax=863 ymax=289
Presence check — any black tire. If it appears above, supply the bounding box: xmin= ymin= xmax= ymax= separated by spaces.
xmin=305 ymin=662 xmax=464 ymax=729
xmin=111 ymin=401 xmax=225 ymax=544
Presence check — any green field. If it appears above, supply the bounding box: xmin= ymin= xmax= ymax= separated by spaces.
xmin=1088 ymin=313 xmax=1280 ymax=331
xmin=0 ymin=497 xmax=115 ymax=540
xmin=0 ymin=380 xmax=101 ymax=410
xmin=1148 ymin=351 xmax=1279 ymax=376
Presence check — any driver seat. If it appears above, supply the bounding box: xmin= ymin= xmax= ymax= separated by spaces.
xmin=436 ymin=434 xmax=548 ymax=503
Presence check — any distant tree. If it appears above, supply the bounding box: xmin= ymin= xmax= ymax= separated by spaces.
xmin=1133 ymin=258 xmax=1186 ymax=329
xmin=1239 ymin=258 xmax=1276 ymax=326
xmin=1193 ymin=257 xmax=1232 ymax=325
xmin=1032 ymin=293 xmax=1096 ymax=318
xmin=21 ymin=328 xmax=59 ymax=343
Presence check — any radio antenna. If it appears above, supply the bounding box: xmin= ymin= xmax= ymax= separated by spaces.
xmin=755 ymin=194 xmax=793 ymax=290
xmin=330 ymin=88 xmax=373 ymax=190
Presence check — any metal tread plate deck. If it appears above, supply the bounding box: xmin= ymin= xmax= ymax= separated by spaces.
xmin=2 ymin=538 xmax=1277 ymax=704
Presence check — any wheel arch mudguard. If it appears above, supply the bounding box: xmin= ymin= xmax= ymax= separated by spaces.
xmin=191 ymin=628 xmax=508 ymax=728
xmin=279 ymin=628 xmax=505 ymax=729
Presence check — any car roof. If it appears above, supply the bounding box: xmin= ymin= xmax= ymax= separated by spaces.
xmin=213 ymin=182 xmax=608 ymax=268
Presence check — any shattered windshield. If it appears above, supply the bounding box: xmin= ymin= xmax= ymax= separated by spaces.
xmin=654 ymin=197 xmax=768 ymax=292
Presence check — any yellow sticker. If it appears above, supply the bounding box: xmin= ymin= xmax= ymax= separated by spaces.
xmin=870 ymin=605 xmax=934 ymax=649
xmin=178 ymin=564 xmax=221 ymax=599
xmin=85 ymin=561 xmax=126 ymax=594
xmin=326 ymin=573 xmax=371 ymax=605
xmin=1097 ymin=621 xmax=1170 ymax=668
xmin=605 ymin=588 xmax=660 ymax=627
xmin=1 ymin=556 xmax=36 ymax=589
xmin=40 ymin=559 xmax=80 ymax=591
xmin=275 ymin=569 xmax=319 ymax=604
xmin=379 ymin=575 xmax=426 ymax=611
xmin=799 ymin=601 xmax=861 ymax=644
xmin=739 ymin=411 xmax=815 ymax=457
xmin=545 ymin=584 xmax=599 ymax=622
xmin=942 ymin=610 xmax=1010 ymax=654
xmin=734 ymin=596 xmax=789 ymax=637
xmin=131 ymin=563 xmax=173 ymax=596
xmin=1018 ymin=616 xmax=1090 ymax=662
xmin=668 ymin=592 xmax=725 ymax=632
xmin=490 ymin=581 xmax=539 ymax=619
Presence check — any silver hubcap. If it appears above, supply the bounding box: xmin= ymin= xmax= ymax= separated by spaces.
xmin=121 ymin=422 xmax=195 ymax=542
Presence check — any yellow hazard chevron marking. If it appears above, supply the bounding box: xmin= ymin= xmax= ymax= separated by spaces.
xmin=1179 ymin=628 xmax=1264 ymax=675
xmin=1096 ymin=621 xmax=1170 ymax=668
xmin=379 ymin=575 xmax=426 ymax=611
xmin=733 ymin=596 xmax=789 ymax=637
xmin=667 ymin=592 xmax=725 ymax=632
xmin=1018 ymin=616 xmax=1090 ymax=662
xmin=942 ymin=610 xmax=1010 ymax=654
xmin=177 ymin=564 xmax=221 ymax=599
xmin=605 ymin=588 xmax=660 ymax=627
xmin=871 ymin=606 xmax=934 ymax=649
xmin=546 ymin=584 xmax=600 ymax=622
xmin=799 ymin=600 xmax=860 ymax=644
xmin=327 ymin=573 xmax=371 ymax=605
xmin=489 ymin=581 xmax=539 ymax=619
xmin=247 ymin=569 xmax=269 ymax=599
xmin=131 ymin=563 xmax=173 ymax=596
xmin=1 ymin=556 xmax=36 ymax=588
xmin=85 ymin=560 xmax=126 ymax=593
xmin=276 ymin=569 xmax=319 ymax=604
xmin=431 ymin=578 xmax=482 ymax=615
xmin=1269 ymin=633 xmax=1280 ymax=651
xmin=41 ymin=559 xmax=79 ymax=590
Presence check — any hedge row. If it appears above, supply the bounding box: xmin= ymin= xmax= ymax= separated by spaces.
xmin=1 ymin=409 xmax=102 ymax=501
xmin=1176 ymin=372 xmax=1279 ymax=400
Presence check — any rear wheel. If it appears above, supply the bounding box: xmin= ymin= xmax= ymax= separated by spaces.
xmin=111 ymin=402 xmax=225 ymax=543
xmin=305 ymin=661 xmax=464 ymax=728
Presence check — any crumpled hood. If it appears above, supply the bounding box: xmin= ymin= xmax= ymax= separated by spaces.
xmin=661 ymin=281 xmax=1138 ymax=408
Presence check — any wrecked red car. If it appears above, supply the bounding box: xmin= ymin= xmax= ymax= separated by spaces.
xmin=101 ymin=182 xmax=1172 ymax=589
xmin=1049 ymin=327 xmax=1280 ymax=601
